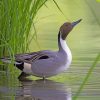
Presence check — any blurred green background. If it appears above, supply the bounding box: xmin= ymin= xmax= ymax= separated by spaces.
xmin=0 ymin=0 xmax=100 ymax=100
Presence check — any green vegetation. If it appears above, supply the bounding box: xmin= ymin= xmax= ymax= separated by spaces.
xmin=0 ymin=0 xmax=49 ymax=58
xmin=96 ymin=0 xmax=100 ymax=2
xmin=0 ymin=0 xmax=61 ymax=71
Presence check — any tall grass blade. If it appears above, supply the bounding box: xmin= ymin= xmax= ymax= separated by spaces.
xmin=52 ymin=0 xmax=64 ymax=15
xmin=73 ymin=53 xmax=100 ymax=100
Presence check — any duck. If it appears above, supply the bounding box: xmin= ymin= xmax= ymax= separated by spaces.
xmin=1 ymin=19 xmax=82 ymax=79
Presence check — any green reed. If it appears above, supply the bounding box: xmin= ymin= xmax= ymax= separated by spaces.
xmin=0 ymin=0 xmax=55 ymax=72
xmin=0 ymin=0 xmax=48 ymax=57
xmin=0 ymin=0 xmax=62 ymax=73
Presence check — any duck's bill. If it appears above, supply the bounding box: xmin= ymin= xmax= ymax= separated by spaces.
xmin=71 ymin=19 xmax=82 ymax=27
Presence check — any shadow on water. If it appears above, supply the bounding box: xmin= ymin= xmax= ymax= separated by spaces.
xmin=16 ymin=79 xmax=72 ymax=100
xmin=0 ymin=73 xmax=72 ymax=100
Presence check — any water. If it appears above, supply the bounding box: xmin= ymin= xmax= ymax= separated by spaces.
xmin=0 ymin=77 xmax=71 ymax=100
xmin=0 ymin=0 xmax=100 ymax=100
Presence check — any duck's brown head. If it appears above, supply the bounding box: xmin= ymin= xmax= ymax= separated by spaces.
xmin=60 ymin=19 xmax=82 ymax=40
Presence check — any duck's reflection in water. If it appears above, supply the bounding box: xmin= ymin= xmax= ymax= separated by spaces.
xmin=16 ymin=78 xmax=72 ymax=100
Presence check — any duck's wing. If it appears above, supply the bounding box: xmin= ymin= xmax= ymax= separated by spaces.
xmin=15 ymin=50 xmax=55 ymax=64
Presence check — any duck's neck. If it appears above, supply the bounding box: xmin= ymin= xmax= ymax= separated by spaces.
xmin=58 ymin=32 xmax=71 ymax=55
xmin=58 ymin=32 xmax=72 ymax=64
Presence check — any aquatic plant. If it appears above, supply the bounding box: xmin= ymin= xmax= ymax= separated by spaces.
xmin=0 ymin=0 xmax=61 ymax=70
xmin=0 ymin=0 xmax=47 ymax=57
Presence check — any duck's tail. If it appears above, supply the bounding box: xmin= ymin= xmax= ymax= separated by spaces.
xmin=0 ymin=57 xmax=31 ymax=79
xmin=1 ymin=57 xmax=12 ymax=63
xmin=0 ymin=57 xmax=21 ymax=65
xmin=0 ymin=57 xmax=24 ymax=71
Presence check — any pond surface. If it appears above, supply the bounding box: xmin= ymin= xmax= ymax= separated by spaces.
xmin=0 ymin=0 xmax=100 ymax=100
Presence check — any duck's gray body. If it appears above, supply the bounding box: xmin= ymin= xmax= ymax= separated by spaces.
xmin=30 ymin=47 xmax=71 ymax=77
xmin=1 ymin=19 xmax=82 ymax=78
